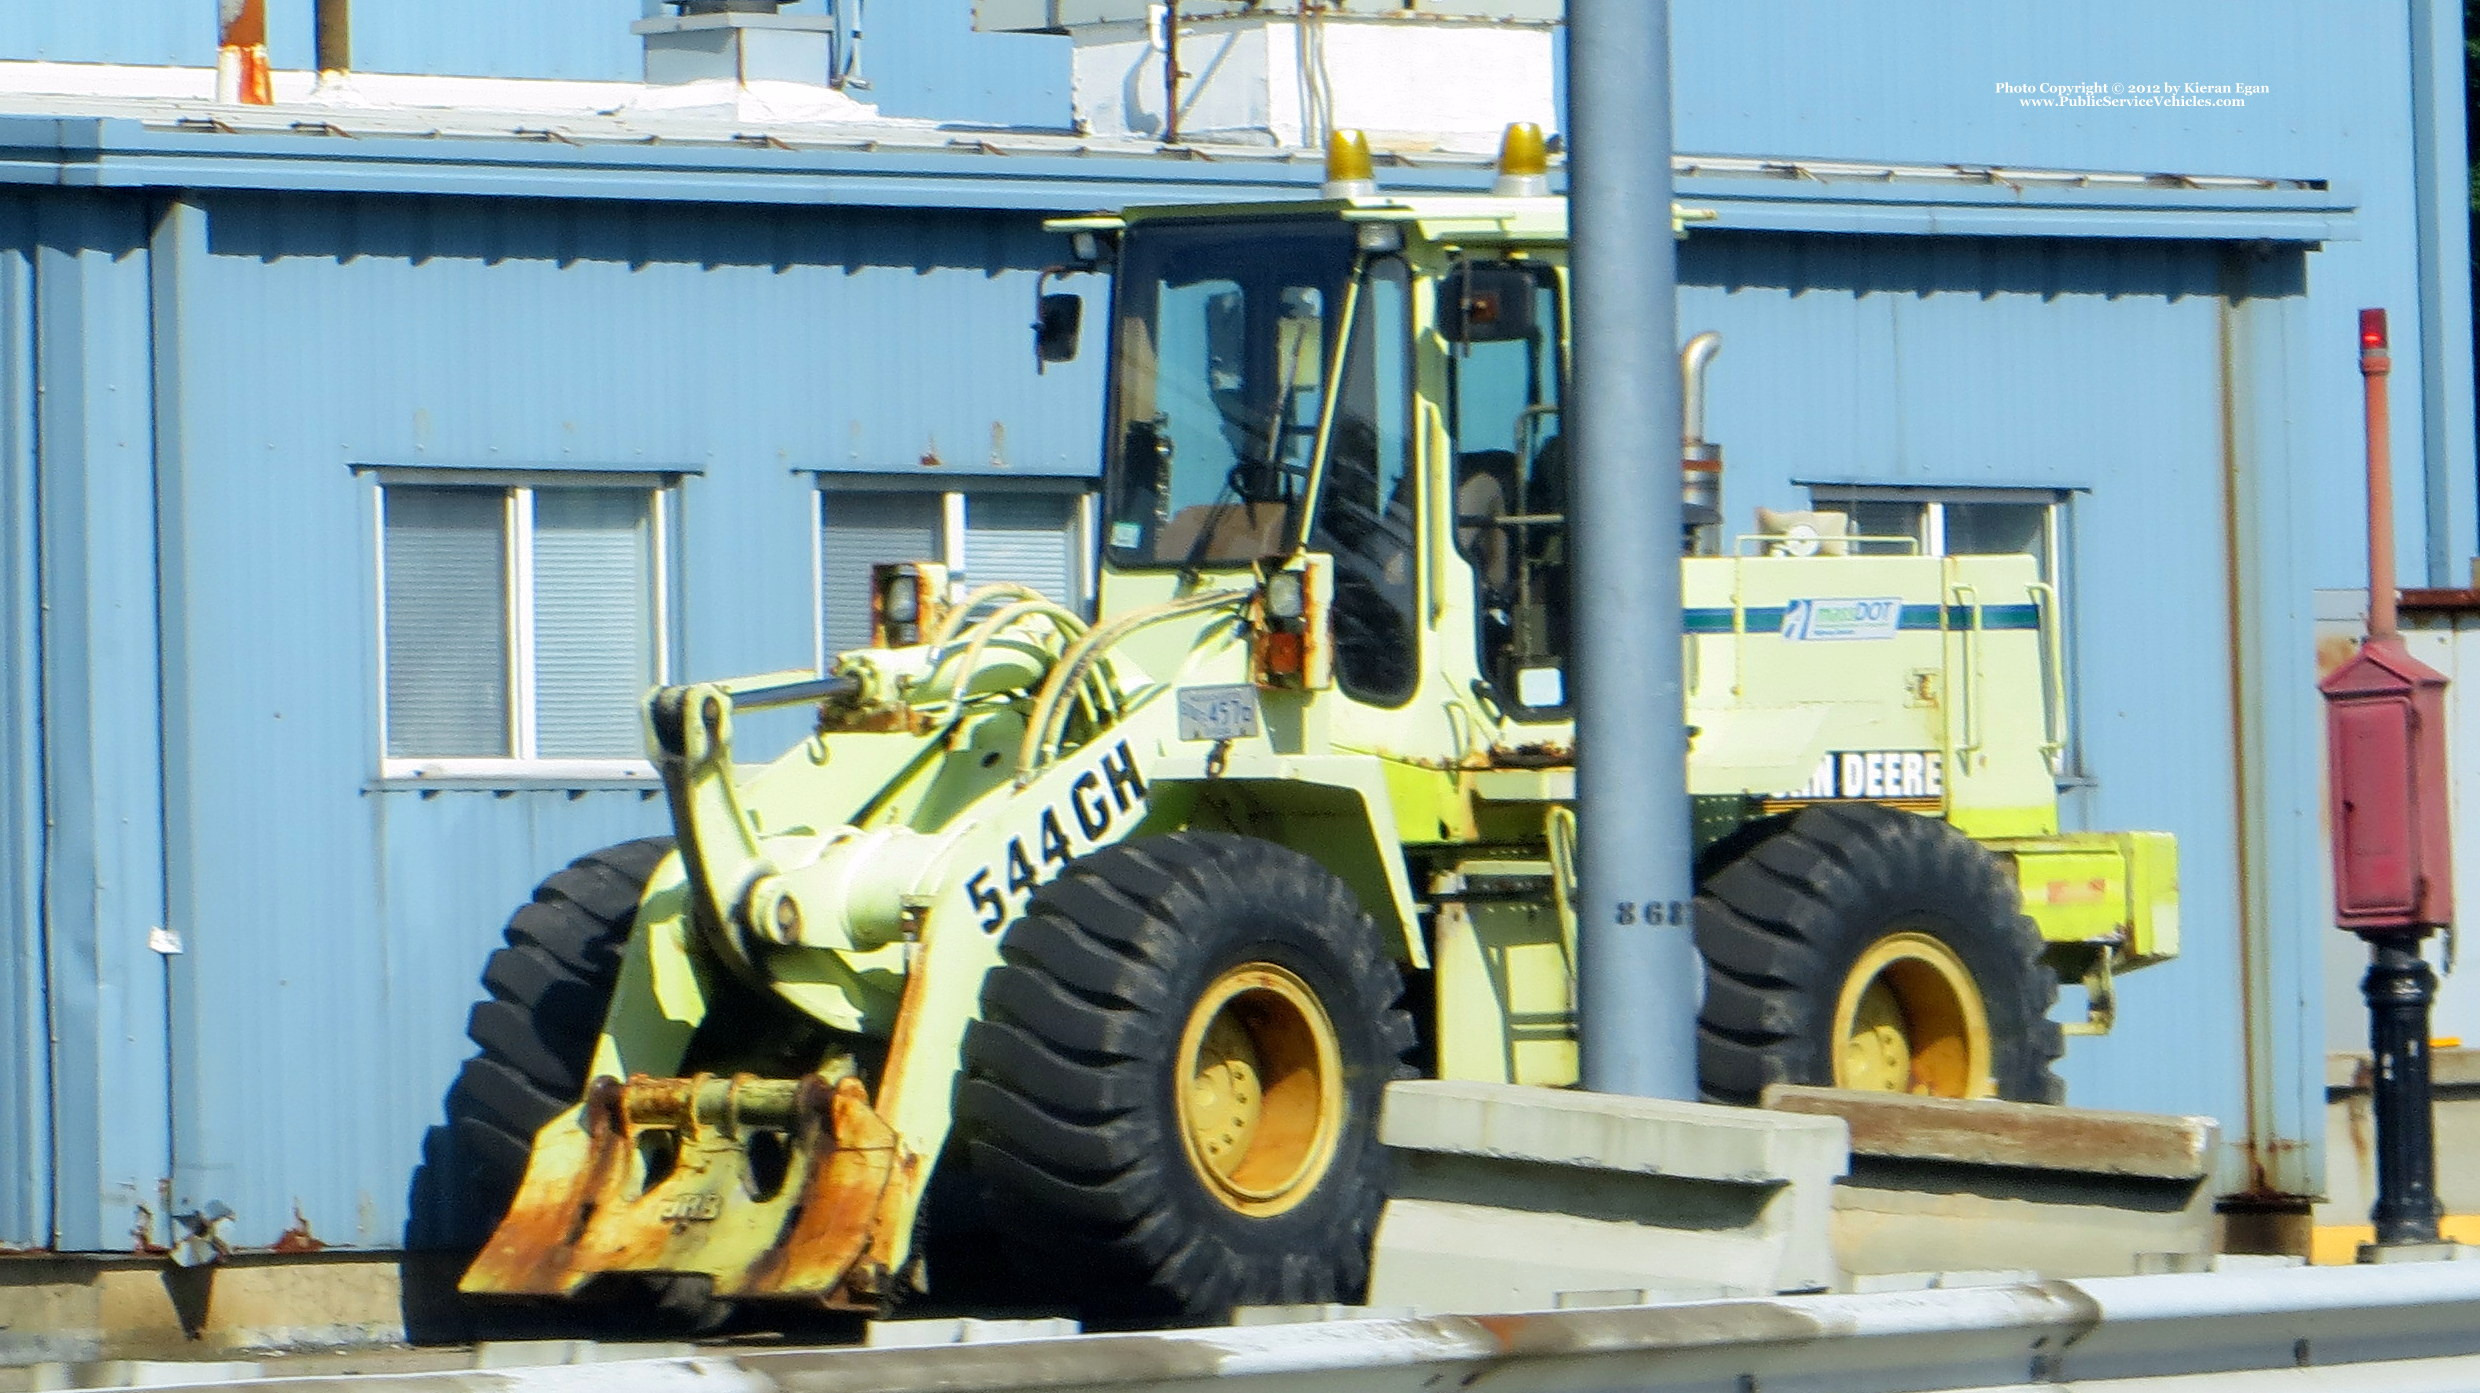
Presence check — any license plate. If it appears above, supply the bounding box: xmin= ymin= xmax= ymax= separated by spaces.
xmin=1176 ymin=684 xmax=1262 ymax=742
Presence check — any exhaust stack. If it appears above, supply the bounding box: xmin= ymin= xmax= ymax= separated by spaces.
xmin=1680 ymin=331 xmax=1722 ymax=553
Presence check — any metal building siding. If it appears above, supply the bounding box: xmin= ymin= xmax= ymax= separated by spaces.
xmin=2405 ymin=0 xmax=2478 ymax=583
xmin=12 ymin=0 xmax=631 ymax=74
xmin=856 ymin=4 xmax=1073 ymax=127
xmin=1672 ymin=0 xmax=2466 ymax=588
xmin=1678 ymin=231 xmax=2308 ymax=1191
xmin=131 ymin=190 xmax=1106 ymax=1247
xmin=13 ymin=0 xmax=219 ymax=68
xmin=2220 ymin=249 xmax=2334 ymax=1201
xmin=188 ymin=195 xmax=1099 ymax=480
xmin=0 ymin=194 xmax=45 ymax=1249
xmin=28 ymin=193 xmax=176 ymax=1253
xmin=333 ymin=1 xmax=642 ymax=83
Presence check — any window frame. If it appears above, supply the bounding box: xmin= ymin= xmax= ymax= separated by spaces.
xmin=371 ymin=469 xmax=676 ymax=784
xmin=1443 ymin=255 xmax=1570 ymax=721
xmin=1802 ymin=481 xmax=2081 ymax=780
xmin=1800 ymin=484 xmax=2063 ymax=570
xmin=812 ymin=474 xmax=1098 ymax=669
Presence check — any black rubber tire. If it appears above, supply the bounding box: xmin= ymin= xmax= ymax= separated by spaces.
xmin=447 ymin=836 xmax=673 ymax=1228
xmin=956 ymin=831 xmax=1417 ymax=1319
xmin=444 ymin=836 xmax=738 ymax=1336
xmin=1693 ymin=803 xmax=2064 ymax=1106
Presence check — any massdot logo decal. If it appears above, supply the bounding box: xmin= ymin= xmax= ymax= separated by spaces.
xmin=1780 ymin=597 xmax=1904 ymax=641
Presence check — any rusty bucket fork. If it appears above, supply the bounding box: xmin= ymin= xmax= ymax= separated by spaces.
xmin=464 ymin=1052 xmax=918 ymax=1308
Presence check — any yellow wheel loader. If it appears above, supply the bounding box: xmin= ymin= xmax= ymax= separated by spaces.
xmin=450 ymin=129 xmax=2179 ymax=1323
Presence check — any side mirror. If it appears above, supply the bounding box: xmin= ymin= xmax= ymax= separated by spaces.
xmin=1437 ymin=263 xmax=1539 ymax=344
xmin=1035 ymin=293 xmax=1083 ymax=366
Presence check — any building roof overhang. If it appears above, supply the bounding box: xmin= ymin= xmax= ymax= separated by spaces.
xmin=0 ymin=67 xmax=2358 ymax=244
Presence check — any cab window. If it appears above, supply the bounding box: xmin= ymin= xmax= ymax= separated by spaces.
xmin=1444 ymin=259 xmax=1567 ymax=714
xmin=1308 ymin=257 xmax=1418 ymax=706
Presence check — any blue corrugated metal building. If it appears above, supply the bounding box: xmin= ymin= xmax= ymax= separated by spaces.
xmin=0 ymin=0 xmax=2463 ymax=1268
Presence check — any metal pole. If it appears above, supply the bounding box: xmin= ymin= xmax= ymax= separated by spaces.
xmin=1162 ymin=1 xmax=1181 ymax=146
xmin=1567 ymin=0 xmax=1699 ymax=1098
xmin=2366 ymin=933 xmax=2443 ymax=1243
xmin=314 ymin=0 xmax=351 ymax=79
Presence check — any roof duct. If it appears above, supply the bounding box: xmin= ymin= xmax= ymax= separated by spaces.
xmin=633 ymin=0 xmax=866 ymax=91
xmin=975 ymin=0 xmax=1558 ymax=152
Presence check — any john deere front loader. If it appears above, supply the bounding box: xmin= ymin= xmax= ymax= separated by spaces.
xmin=449 ymin=129 xmax=2179 ymax=1322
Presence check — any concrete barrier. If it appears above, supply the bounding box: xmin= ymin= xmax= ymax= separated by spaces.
xmin=1366 ymin=1080 xmax=1850 ymax=1312
xmin=1762 ymin=1084 xmax=2220 ymax=1280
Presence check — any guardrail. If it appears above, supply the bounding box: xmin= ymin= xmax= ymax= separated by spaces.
xmin=31 ymin=1261 xmax=2480 ymax=1393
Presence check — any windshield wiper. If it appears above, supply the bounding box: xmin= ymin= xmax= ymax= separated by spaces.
xmin=1179 ymin=306 xmax=1330 ymax=582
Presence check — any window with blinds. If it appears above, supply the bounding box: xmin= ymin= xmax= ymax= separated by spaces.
xmin=819 ymin=485 xmax=1087 ymax=661
xmin=380 ymin=479 xmax=668 ymax=775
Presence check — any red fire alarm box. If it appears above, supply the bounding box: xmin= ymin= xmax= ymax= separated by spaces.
xmin=2321 ymin=637 xmax=2453 ymax=934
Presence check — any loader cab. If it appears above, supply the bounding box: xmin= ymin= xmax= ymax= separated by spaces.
xmin=1096 ymin=214 xmax=1423 ymax=707
xmin=1092 ymin=209 xmax=1576 ymax=723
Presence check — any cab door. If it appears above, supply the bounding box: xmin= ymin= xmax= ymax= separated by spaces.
xmin=1438 ymin=257 xmax=1569 ymax=718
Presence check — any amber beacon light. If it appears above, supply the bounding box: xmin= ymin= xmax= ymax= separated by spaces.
xmin=1322 ymin=130 xmax=1378 ymax=199
xmin=1493 ymin=123 xmax=1551 ymax=197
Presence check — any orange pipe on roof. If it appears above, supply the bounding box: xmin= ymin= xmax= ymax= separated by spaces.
xmin=217 ymin=0 xmax=273 ymax=105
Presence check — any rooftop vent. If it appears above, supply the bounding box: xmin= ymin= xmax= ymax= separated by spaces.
xmin=975 ymin=0 xmax=1556 ymax=151
xmin=633 ymin=0 xmax=868 ymax=91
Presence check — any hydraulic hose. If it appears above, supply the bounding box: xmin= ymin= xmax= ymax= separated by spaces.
xmin=1016 ymin=587 xmax=1250 ymax=783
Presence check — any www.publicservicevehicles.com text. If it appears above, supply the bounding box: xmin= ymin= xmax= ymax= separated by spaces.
xmin=1996 ymin=81 xmax=2264 ymax=108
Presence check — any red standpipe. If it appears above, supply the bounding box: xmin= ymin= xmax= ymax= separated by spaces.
xmin=2363 ymin=308 xmax=2396 ymax=640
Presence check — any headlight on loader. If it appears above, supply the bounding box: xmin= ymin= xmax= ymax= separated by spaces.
xmin=1253 ymin=557 xmax=1332 ymax=690
xmin=870 ymin=561 xmax=948 ymax=649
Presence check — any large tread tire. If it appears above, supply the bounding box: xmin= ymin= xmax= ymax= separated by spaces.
xmin=444 ymin=837 xmax=734 ymax=1335
xmin=445 ymin=838 xmax=672 ymax=1246
xmin=956 ymin=831 xmax=1416 ymax=1320
xmin=1694 ymin=803 xmax=2064 ymax=1105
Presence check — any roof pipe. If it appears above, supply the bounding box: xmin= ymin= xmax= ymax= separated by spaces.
xmin=1680 ymin=331 xmax=1723 ymax=551
xmin=315 ymin=0 xmax=351 ymax=86
xmin=1679 ymin=330 xmax=1721 ymax=445
xmin=216 ymin=0 xmax=273 ymax=105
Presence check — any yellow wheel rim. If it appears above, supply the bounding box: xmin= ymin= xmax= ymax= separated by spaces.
xmin=1174 ymin=962 xmax=1345 ymax=1217
xmin=1830 ymin=931 xmax=1993 ymax=1098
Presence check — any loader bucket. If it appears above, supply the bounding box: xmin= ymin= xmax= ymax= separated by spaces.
xmin=461 ymin=1071 xmax=913 ymax=1310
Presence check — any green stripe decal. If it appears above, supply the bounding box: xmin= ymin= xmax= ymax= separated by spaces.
xmin=1682 ymin=604 xmax=2041 ymax=634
